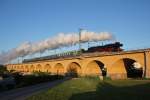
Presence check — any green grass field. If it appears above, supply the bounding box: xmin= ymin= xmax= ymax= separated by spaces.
xmin=27 ymin=77 xmax=150 ymax=100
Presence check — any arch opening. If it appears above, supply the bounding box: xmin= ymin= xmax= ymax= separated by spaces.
xmin=30 ymin=65 xmax=35 ymax=72
xmin=44 ymin=64 xmax=51 ymax=73
xmin=54 ymin=63 xmax=64 ymax=75
xmin=85 ymin=60 xmax=106 ymax=76
xmin=67 ymin=62 xmax=81 ymax=77
xmin=123 ymin=58 xmax=143 ymax=78
xmin=25 ymin=65 xmax=29 ymax=72
xmin=111 ymin=58 xmax=143 ymax=79
xmin=36 ymin=64 xmax=42 ymax=72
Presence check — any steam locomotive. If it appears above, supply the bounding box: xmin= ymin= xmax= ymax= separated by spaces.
xmin=23 ymin=42 xmax=123 ymax=63
xmin=83 ymin=42 xmax=123 ymax=53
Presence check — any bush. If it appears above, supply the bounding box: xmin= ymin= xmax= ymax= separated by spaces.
xmin=0 ymin=65 xmax=8 ymax=75
xmin=81 ymin=75 xmax=100 ymax=81
xmin=11 ymin=72 xmax=23 ymax=85
xmin=0 ymin=84 xmax=5 ymax=92
xmin=6 ymin=84 xmax=15 ymax=90
xmin=141 ymin=77 xmax=150 ymax=80
xmin=0 ymin=71 xmax=64 ymax=91
xmin=14 ymin=72 xmax=64 ymax=88
xmin=32 ymin=71 xmax=51 ymax=76
xmin=103 ymin=76 xmax=112 ymax=80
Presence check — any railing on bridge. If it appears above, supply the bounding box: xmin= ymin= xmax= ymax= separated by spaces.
xmin=23 ymin=50 xmax=81 ymax=63
xmin=23 ymin=48 xmax=150 ymax=63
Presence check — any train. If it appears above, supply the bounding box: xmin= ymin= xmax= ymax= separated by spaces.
xmin=23 ymin=42 xmax=123 ymax=63
xmin=84 ymin=42 xmax=123 ymax=53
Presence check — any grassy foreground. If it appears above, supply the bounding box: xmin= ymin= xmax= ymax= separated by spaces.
xmin=27 ymin=77 xmax=150 ymax=100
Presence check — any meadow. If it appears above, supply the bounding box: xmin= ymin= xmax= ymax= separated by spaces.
xmin=27 ymin=77 xmax=150 ymax=100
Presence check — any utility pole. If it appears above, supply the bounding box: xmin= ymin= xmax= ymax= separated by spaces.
xmin=79 ymin=28 xmax=82 ymax=54
xmin=18 ymin=57 xmax=19 ymax=64
xmin=55 ymin=49 xmax=57 ymax=55
xmin=21 ymin=56 xmax=23 ymax=63
xmin=88 ymin=41 xmax=90 ymax=48
xmin=8 ymin=56 xmax=10 ymax=64
xmin=48 ymin=49 xmax=51 ymax=55
xmin=39 ymin=50 xmax=41 ymax=58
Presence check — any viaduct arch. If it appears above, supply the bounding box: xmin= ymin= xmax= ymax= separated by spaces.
xmin=84 ymin=60 xmax=106 ymax=76
xmin=6 ymin=49 xmax=150 ymax=79
xmin=67 ymin=62 xmax=81 ymax=77
xmin=44 ymin=64 xmax=51 ymax=72
xmin=53 ymin=63 xmax=64 ymax=75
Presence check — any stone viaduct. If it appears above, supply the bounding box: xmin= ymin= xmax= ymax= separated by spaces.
xmin=6 ymin=49 xmax=150 ymax=79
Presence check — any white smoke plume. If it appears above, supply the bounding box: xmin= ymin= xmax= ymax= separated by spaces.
xmin=0 ymin=31 xmax=115 ymax=64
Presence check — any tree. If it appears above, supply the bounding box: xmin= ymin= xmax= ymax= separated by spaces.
xmin=0 ymin=65 xmax=7 ymax=75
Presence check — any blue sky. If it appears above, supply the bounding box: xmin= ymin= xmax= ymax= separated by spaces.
xmin=0 ymin=0 xmax=150 ymax=53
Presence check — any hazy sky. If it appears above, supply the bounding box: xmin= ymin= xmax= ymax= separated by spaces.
xmin=0 ymin=0 xmax=150 ymax=52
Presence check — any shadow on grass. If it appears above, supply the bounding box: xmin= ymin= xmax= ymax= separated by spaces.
xmin=69 ymin=81 xmax=150 ymax=100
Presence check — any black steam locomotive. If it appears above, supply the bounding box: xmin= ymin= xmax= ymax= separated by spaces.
xmin=84 ymin=42 xmax=123 ymax=53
